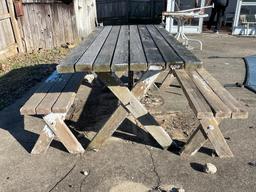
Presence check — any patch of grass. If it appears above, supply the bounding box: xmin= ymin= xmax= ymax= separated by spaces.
xmin=0 ymin=48 xmax=70 ymax=110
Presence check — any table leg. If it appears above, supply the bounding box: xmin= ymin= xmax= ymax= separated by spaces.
xmin=181 ymin=117 xmax=233 ymax=158
xmin=158 ymin=70 xmax=176 ymax=90
xmin=31 ymin=125 xmax=55 ymax=154
xmin=43 ymin=113 xmax=85 ymax=154
xmin=89 ymin=71 xmax=173 ymax=150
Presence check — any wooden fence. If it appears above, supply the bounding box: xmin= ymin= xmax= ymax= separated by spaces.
xmin=0 ymin=0 xmax=23 ymax=58
xmin=0 ymin=0 xmax=97 ymax=56
xmin=96 ymin=0 xmax=165 ymax=25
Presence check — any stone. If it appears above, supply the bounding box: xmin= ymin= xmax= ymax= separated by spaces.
xmin=204 ymin=163 xmax=217 ymax=174
xmin=177 ymin=188 xmax=185 ymax=192
xmin=81 ymin=170 xmax=89 ymax=176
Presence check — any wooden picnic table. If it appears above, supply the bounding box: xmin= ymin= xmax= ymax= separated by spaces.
xmin=56 ymin=24 xmax=202 ymax=150
xmin=54 ymin=24 xmax=247 ymax=158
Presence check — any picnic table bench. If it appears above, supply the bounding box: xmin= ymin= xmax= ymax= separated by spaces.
xmin=20 ymin=25 xmax=248 ymax=158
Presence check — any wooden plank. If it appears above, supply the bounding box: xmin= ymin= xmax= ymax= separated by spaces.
xmin=88 ymin=70 xmax=161 ymax=150
xmin=98 ymin=73 xmax=173 ymax=149
xmin=75 ymin=26 xmax=112 ymax=72
xmin=0 ymin=13 xmax=10 ymax=20
xmin=43 ymin=114 xmax=85 ymax=154
xmin=129 ymin=25 xmax=147 ymax=71
xmin=196 ymin=68 xmax=248 ymax=119
xmin=88 ymin=106 xmax=128 ymax=150
xmin=93 ymin=26 xmax=121 ymax=72
xmin=57 ymin=27 xmax=103 ymax=73
xmin=31 ymin=125 xmax=55 ymax=154
xmin=20 ymin=71 xmax=61 ymax=115
xmin=146 ymin=25 xmax=183 ymax=68
xmin=189 ymin=70 xmax=232 ymax=118
xmin=52 ymin=73 xmax=85 ymax=113
xmin=180 ymin=126 xmax=208 ymax=159
xmin=138 ymin=25 xmax=165 ymax=68
xmin=174 ymin=69 xmax=213 ymax=119
xmin=0 ymin=43 xmax=17 ymax=58
xmin=7 ymin=0 xmax=24 ymax=52
xmin=155 ymin=25 xmax=202 ymax=69
xmin=35 ymin=73 xmax=73 ymax=115
xmin=111 ymin=25 xmax=129 ymax=72
xmin=200 ymin=118 xmax=234 ymax=158
xmin=65 ymin=75 xmax=93 ymax=121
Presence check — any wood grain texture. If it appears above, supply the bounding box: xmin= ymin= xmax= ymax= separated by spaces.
xmin=35 ymin=73 xmax=73 ymax=114
xmin=174 ymin=69 xmax=213 ymax=119
xmin=93 ymin=26 xmax=121 ymax=72
xmin=111 ymin=25 xmax=129 ymax=72
xmin=189 ymin=70 xmax=232 ymax=118
xmin=200 ymin=118 xmax=233 ymax=158
xmin=20 ymin=71 xmax=61 ymax=115
xmin=75 ymin=26 xmax=112 ymax=72
xmin=196 ymin=68 xmax=248 ymax=119
xmin=88 ymin=70 xmax=161 ymax=150
xmin=129 ymin=25 xmax=147 ymax=71
xmin=146 ymin=25 xmax=183 ymax=68
xmin=180 ymin=125 xmax=208 ymax=159
xmin=57 ymin=27 xmax=103 ymax=73
xmin=52 ymin=72 xmax=85 ymax=113
xmin=31 ymin=125 xmax=55 ymax=154
xmin=43 ymin=114 xmax=85 ymax=154
xmin=155 ymin=25 xmax=202 ymax=69
xmin=98 ymin=73 xmax=173 ymax=149
xmin=138 ymin=25 xmax=165 ymax=68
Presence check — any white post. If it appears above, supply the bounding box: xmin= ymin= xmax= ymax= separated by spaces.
xmin=165 ymin=0 xmax=174 ymax=32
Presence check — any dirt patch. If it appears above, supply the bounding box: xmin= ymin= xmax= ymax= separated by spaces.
xmin=142 ymin=93 xmax=199 ymax=141
xmin=0 ymin=48 xmax=70 ymax=110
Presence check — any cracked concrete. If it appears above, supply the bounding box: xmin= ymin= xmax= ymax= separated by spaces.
xmin=0 ymin=33 xmax=256 ymax=192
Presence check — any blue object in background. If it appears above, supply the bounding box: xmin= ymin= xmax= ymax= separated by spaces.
xmin=244 ymin=55 xmax=256 ymax=93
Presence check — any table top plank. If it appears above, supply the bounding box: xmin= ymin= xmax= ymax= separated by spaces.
xmin=146 ymin=25 xmax=184 ymax=68
xmin=57 ymin=25 xmax=202 ymax=73
xmin=93 ymin=26 xmax=121 ymax=72
xmin=155 ymin=25 xmax=202 ymax=69
xmin=129 ymin=25 xmax=148 ymax=71
xmin=75 ymin=26 xmax=112 ymax=72
xmin=138 ymin=25 xmax=165 ymax=69
xmin=57 ymin=27 xmax=103 ymax=73
xmin=111 ymin=25 xmax=129 ymax=72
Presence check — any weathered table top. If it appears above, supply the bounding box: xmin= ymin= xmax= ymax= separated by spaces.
xmin=57 ymin=25 xmax=202 ymax=73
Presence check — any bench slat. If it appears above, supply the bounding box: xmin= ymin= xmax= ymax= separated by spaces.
xmin=189 ymin=70 xmax=232 ymax=118
xmin=35 ymin=74 xmax=73 ymax=115
xmin=155 ymin=25 xmax=202 ymax=69
xmin=20 ymin=72 xmax=61 ymax=115
xmin=52 ymin=73 xmax=85 ymax=113
xmin=174 ymin=69 xmax=213 ymax=119
xmin=57 ymin=27 xmax=103 ymax=73
xmin=196 ymin=68 xmax=248 ymax=119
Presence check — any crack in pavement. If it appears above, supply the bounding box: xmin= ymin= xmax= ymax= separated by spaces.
xmin=145 ymin=146 xmax=161 ymax=190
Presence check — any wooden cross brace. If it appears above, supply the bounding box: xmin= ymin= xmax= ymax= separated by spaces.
xmin=88 ymin=70 xmax=173 ymax=151
xmin=157 ymin=70 xmax=234 ymax=158
xmin=181 ymin=117 xmax=233 ymax=158
xmin=31 ymin=113 xmax=85 ymax=154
